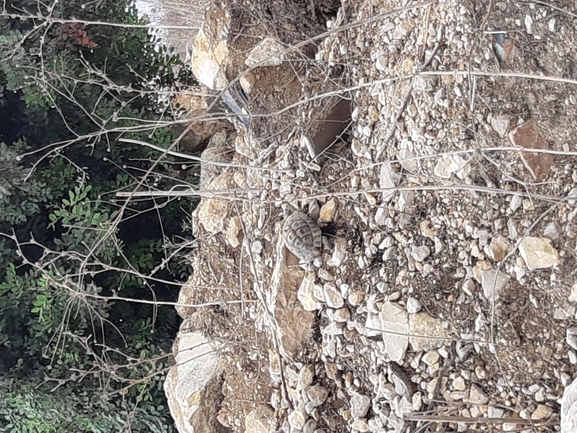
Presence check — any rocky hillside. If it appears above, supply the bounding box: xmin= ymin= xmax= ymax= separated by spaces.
xmin=164 ymin=0 xmax=577 ymax=432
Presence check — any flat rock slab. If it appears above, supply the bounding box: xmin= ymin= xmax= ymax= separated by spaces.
xmin=481 ymin=268 xmax=509 ymax=302
xmin=519 ymin=236 xmax=560 ymax=270
xmin=509 ymin=120 xmax=554 ymax=180
xmin=380 ymin=301 xmax=409 ymax=362
xmin=409 ymin=312 xmax=451 ymax=352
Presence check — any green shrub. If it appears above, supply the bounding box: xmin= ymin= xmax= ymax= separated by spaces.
xmin=0 ymin=0 xmax=197 ymax=430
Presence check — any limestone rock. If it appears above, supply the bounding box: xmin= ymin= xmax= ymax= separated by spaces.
xmin=380 ymin=302 xmax=409 ymax=362
xmin=433 ymin=154 xmax=469 ymax=179
xmin=468 ymin=384 xmax=488 ymax=405
xmin=567 ymin=328 xmax=577 ymax=351
xmin=543 ymin=222 xmax=561 ymax=241
xmin=288 ymin=406 xmax=307 ymax=430
xmin=420 ymin=220 xmax=436 ymax=240
xmin=561 ymin=378 xmax=577 ymax=432
xmin=318 ymin=198 xmax=338 ymax=225
xmin=324 ymin=283 xmax=344 ymax=309
xmin=519 ymin=236 xmax=560 ymax=270
xmin=307 ymin=385 xmax=329 ymax=407
xmin=409 ymin=312 xmax=450 ymax=352
xmin=297 ymin=364 xmax=315 ymax=391
xmin=333 ymin=308 xmax=351 ymax=322
xmin=199 ymin=132 xmax=233 ymax=188
xmin=481 ymin=268 xmax=509 ymax=302
xmin=239 ymin=72 xmax=256 ymax=95
xmin=245 ymin=405 xmax=274 ymax=433
xmin=570 ymin=282 xmax=577 ymax=303
xmin=245 ymin=37 xmax=285 ymax=67
xmin=397 ymin=146 xmax=418 ymax=173
xmin=411 ymin=245 xmax=430 ymax=262
xmin=191 ymin=28 xmax=229 ymax=90
xmin=379 ymin=163 xmax=401 ymax=203
xmin=489 ymin=114 xmax=513 ymax=138
xmin=297 ymin=276 xmax=319 ymax=311
xmin=473 ymin=260 xmax=493 ymax=283
xmin=226 ymin=216 xmax=243 ymax=248
xmin=193 ymin=172 xmax=232 ymax=234
xmin=365 ymin=312 xmax=382 ymax=338
xmin=485 ymin=235 xmax=509 ymax=261
xmin=164 ymin=326 xmax=223 ymax=433
xmin=350 ymin=392 xmax=371 ymax=419
xmin=406 ymin=297 xmax=422 ymax=314
xmin=327 ymin=237 xmax=347 ymax=267
xmin=348 ymin=290 xmax=366 ymax=306
xmin=531 ymin=404 xmax=553 ymax=420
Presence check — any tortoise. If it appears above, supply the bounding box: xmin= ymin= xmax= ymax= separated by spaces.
xmin=282 ymin=211 xmax=322 ymax=263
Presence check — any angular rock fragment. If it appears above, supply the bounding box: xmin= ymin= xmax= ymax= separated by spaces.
xmin=245 ymin=37 xmax=285 ymax=67
xmin=433 ymin=154 xmax=469 ymax=179
xmin=324 ymin=283 xmax=344 ymax=309
xmin=350 ymin=392 xmax=371 ymax=419
xmin=307 ymin=385 xmax=329 ymax=407
xmin=191 ymin=28 xmax=229 ymax=90
xmin=380 ymin=302 xmax=409 ymax=362
xmin=379 ymin=163 xmax=401 ymax=202
xmin=490 ymin=114 xmax=513 ymax=138
xmin=409 ymin=312 xmax=450 ymax=352
xmin=297 ymin=276 xmax=319 ymax=311
xmin=226 ymin=216 xmax=243 ymax=248
xmin=318 ymin=198 xmax=338 ymax=225
xmin=164 ymin=329 xmax=223 ymax=433
xmin=246 ymin=405 xmax=274 ymax=433
xmin=411 ymin=245 xmax=430 ymax=262
xmin=509 ymin=120 xmax=554 ymax=180
xmin=481 ymin=268 xmax=509 ymax=302
xmin=485 ymin=235 xmax=509 ymax=261
xmin=519 ymin=236 xmax=560 ymax=270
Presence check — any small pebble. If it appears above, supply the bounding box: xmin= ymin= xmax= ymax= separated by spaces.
xmin=406 ymin=297 xmax=422 ymax=314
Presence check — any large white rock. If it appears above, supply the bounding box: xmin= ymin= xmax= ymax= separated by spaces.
xmin=561 ymin=378 xmax=577 ymax=433
xmin=519 ymin=236 xmax=560 ymax=270
xmin=164 ymin=326 xmax=223 ymax=433
xmin=191 ymin=28 xmax=229 ymax=90
xmin=380 ymin=301 xmax=409 ymax=362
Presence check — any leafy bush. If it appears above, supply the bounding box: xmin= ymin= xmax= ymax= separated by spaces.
xmin=0 ymin=376 xmax=174 ymax=432
xmin=0 ymin=0 xmax=197 ymax=430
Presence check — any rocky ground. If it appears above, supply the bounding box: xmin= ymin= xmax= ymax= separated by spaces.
xmin=165 ymin=0 xmax=577 ymax=432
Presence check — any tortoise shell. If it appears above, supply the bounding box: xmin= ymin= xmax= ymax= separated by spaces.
xmin=283 ymin=211 xmax=322 ymax=263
